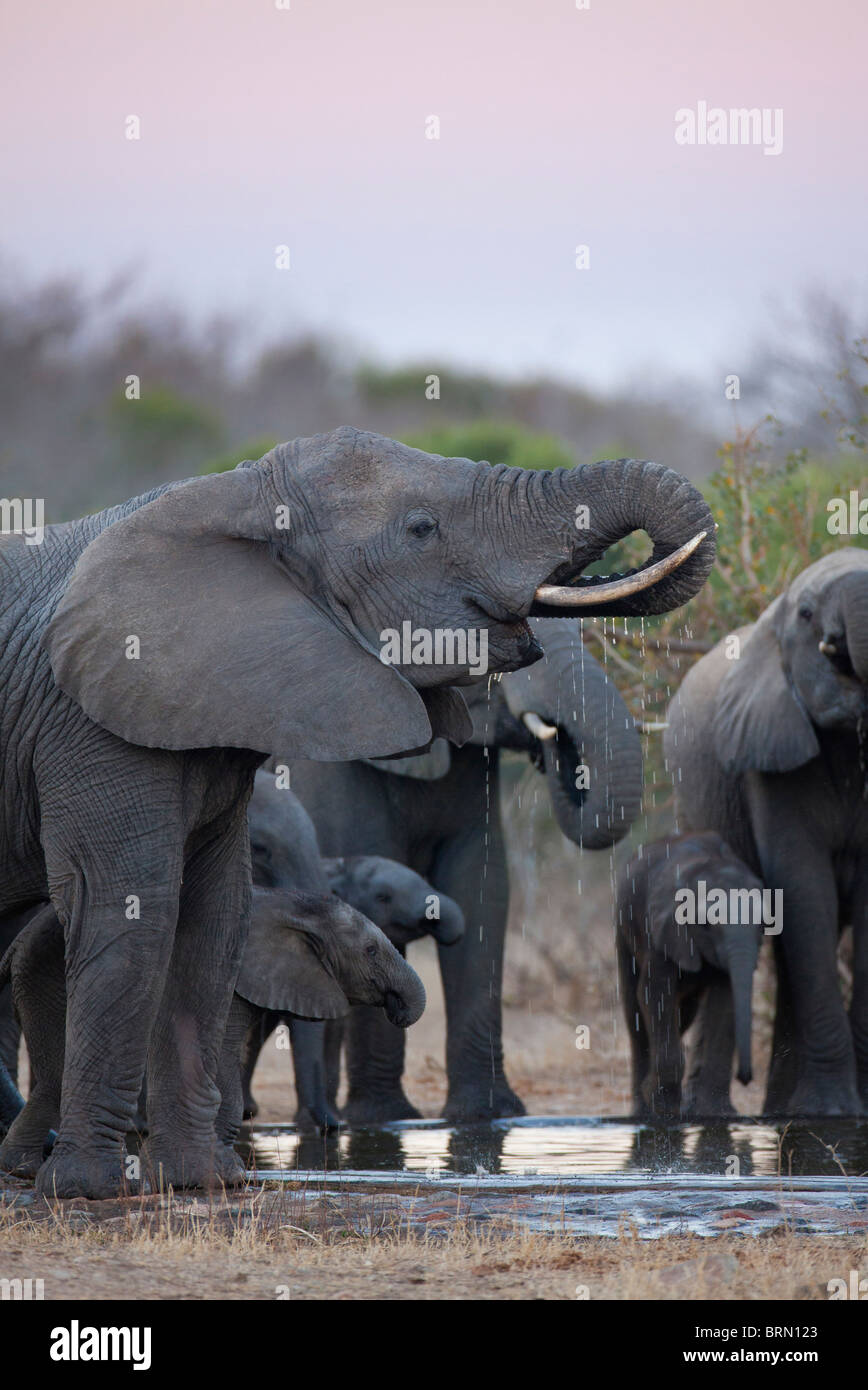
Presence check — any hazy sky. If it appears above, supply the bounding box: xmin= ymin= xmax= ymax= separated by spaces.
xmin=3 ymin=0 xmax=865 ymax=393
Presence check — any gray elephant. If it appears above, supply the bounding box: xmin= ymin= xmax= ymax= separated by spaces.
xmin=0 ymin=425 xmax=714 ymax=1196
xmin=665 ymin=548 xmax=868 ymax=1116
xmin=0 ymin=888 xmax=425 ymax=1175
xmin=616 ymin=832 xmax=764 ymax=1119
xmin=243 ymin=770 xmax=464 ymax=1130
xmin=281 ymin=617 xmax=647 ymax=1123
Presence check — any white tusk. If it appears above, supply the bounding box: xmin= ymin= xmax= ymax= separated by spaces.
xmin=533 ymin=530 xmax=708 ymax=609
xmin=522 ymin=711 xmax=558 ymax=741
xmin=819 ymin=640 xmax=838 ymax=656
xmin=635 ymin=720 xmax=669 ymax=733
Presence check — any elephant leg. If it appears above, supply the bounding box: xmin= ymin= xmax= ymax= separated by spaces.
xmin=323 ymin=1019 xmax=344 ymax=1111
xmin=239 ymin=1010 xmax=280 ymax=1120
xmin=142 ymin=810 xmax=251 ymax=1192
xmin=215 ymin=997 xmax=255 ymax=1147
xmin=342 ymin=1003 xmax=420 ymax=1125
xmin=754 ymin=819 xmax=858 ymax=1115
xmin=764 ymin=944 xmax=800 ymax=1114
xmin=434 ymin=818 xmax=524 ymax=1122
xmin=0 ymin=904 xmax=44 ymax=1086
xmin=0 ymin=912 xmax=66 ymax=1176
xmin=637 ymin=963 xmax=684 ymax=1121
xmin=682 ymin=981 xmax=738 ymax=1118
xmin=617 ymin=938 xmax=650 ymax=1117
xmin=34 ymin=762 xmax=186 ymax=1200
xmin=848 ymin=871 xmax=868 ymax=1107
xmin=290 ymin=1020 xmax=341 ymax=1132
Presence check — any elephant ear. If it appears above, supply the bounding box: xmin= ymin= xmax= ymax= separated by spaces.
xmin=236 ymin=902 xmax=349 ymax=1019
xmin=712 ymin=599 xmax=820 ymax=775
xmin=42 ymin=466 xmax=458 ymax=760
xmin=646 ymin=855 xmax=704 ymax=973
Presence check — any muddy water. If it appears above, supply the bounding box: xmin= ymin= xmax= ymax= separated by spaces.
xmin=238 ymin=1117 xmax=868 ymax=1235
xmin=242 ymin=1115 xmax=868 ymax=1182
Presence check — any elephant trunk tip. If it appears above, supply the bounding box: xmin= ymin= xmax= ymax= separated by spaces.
xmin=736 ymin=1063 xmax=752 ymax=1087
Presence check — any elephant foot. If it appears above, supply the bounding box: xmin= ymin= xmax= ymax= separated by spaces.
xmin=0 ymin=1139 xmax=48 ymax=1179
xmin=35 ymin=1144 xmax=131 ymax=1200
xmin=342 ymin=1093 xmax=422 ymax=1126
xmin=295 ymin=1105 xmax=342 ymax=1135
xmin=771 ymin=1076 xmax=862 ymax=1118
xmin=140 ymin=1138 xmax=246 ymax=1192
xmin=442 ymin=1082 xmax=526 ymax=1123
xmin=681 ymin=1094 xmax=737 ymax=1122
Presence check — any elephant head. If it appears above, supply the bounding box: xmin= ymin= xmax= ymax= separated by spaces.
xmin=235 ymin=887 xmax=427 ymax=1028
xmin=43 ymin=429 xmax=714 ymax=764
xmin=714 ymin=548 xmax=868 ymax=774
xmin=646 ymin=832 xmax=764 ymax=1085
xmin=324 ymin=856 xmax=465 ymax=948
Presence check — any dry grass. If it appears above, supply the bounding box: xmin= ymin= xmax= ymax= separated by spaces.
xmin=0 ymin=1189 xmax=865 ymax=1299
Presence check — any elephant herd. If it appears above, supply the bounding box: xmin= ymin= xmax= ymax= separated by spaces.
xmin=0 ymin=424 xmax=861 ymax=1202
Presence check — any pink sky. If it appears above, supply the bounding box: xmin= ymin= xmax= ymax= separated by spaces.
xmin=2 ymin=0 xmax=865 ymax=394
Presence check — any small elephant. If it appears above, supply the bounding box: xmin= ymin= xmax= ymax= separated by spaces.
xmin=242 ymin=771 xmax=464 ymax=1129
xmin=616 ymin=832 xmax=765 ymax=1119
xmin=0 ymin=889 xmax=425 ymax=1177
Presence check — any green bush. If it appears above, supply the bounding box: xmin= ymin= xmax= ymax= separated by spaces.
xmin=199 ymin=437 xmax=278 ymax=475
xmin=107 ymin=385 xmax=221 ymax=470
xmin=404 ymin=419 xmax=575 ymax=471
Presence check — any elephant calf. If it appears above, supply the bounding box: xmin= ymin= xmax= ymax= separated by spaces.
xmin=616 ymin=832 xmax=765 ymax=1120
xmin=241 ymin=770 xmax=464 ymax=1130
xmin=0 ymin=890 xmax=425 ymax=1177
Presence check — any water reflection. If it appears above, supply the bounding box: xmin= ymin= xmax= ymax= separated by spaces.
xmin=239 ymin=1116 xmax=868 ymax=1182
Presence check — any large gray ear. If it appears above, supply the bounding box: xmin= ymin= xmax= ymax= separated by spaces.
xmin=646 ymin=861 xmax=703 ymax=974
xmin=236 ymin=908 xmax=349 ymax=1019
xmin=42 ymin=466 xmax=453 ymax=760
xmin=712 ymin=599 xmax=820 ymax=775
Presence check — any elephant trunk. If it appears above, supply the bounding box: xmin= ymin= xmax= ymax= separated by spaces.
xmin=841 ymin=572 xmax=868 ymax=685
xmin=488 ymin=458 xmax=715 ymax=619
xmin=503 ymin=619 xmax=643 ymax=849
xmin=384 ymin=956 xmax=427 ymax=1028
xmin=429 ymin=895 xmax=464 ymax=946
xmin=727 ymin=944 xmax=756 ymax=1086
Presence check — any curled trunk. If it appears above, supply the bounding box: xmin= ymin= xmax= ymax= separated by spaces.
xmin=486 ymin=458 xmax=715 ymax=619
xmin=503 ymin=619 xmax=643 ymax=849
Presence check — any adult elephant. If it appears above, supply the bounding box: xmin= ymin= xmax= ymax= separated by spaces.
xmin=0 ymin=426 xmax=713 ymax=1196
xmin=284 ymin=617 xmax=648 ymax=1123
xmin=665 ymin=549 xmax=868 ymax=1116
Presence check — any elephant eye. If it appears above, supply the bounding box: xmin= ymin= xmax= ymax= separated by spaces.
xmin=365 ymin=941 xmax=379 ymax=957
xmin=407 ymin=515 xmax=437 ymax=540
xmin=798 ymin=604 xmax=813 ymax=621
xmin=374 ymin=891 xmax=392 ymax=906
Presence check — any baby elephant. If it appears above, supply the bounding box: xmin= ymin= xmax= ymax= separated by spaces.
xmin=0 ymin=888 xmax=425 ymax=1176
xmin=616 ymin=832 xmax=766 ymax=1120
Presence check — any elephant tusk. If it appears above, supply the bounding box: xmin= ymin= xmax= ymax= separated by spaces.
xmin=522 ymin=711 xmax=558 ymax=741
xmin=819 ymin=640 xmax=838 ymax=656
xmin=635 ymin=719 xmax=669 ymax=733
xmin=533 ymin=530 xmax=708 ymax=609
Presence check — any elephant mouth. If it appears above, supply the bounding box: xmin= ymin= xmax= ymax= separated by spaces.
xmin=822 ymin=642 xmax=858 ymax=682
xmin=384 ymin=990 xmax=413 ymax=1027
